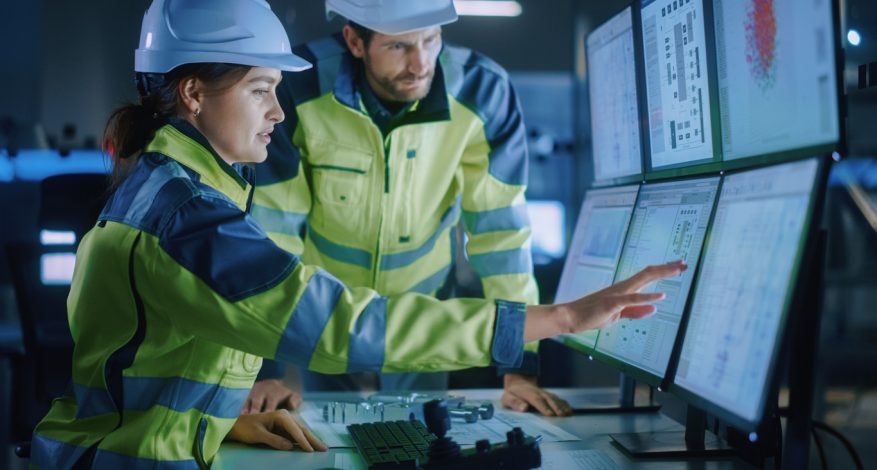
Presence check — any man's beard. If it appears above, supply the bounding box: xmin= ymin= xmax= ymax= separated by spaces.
xmin=368 ymin=67 xmax=434 ymax=103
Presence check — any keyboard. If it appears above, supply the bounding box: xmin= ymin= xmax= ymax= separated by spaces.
xmin=348 ymin=420 xmax=436 ymax=468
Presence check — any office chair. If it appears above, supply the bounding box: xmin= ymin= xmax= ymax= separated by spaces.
xmin=4 ymin=173 xmax=108 ymax=457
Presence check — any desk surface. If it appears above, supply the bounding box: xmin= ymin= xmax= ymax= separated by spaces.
xmin=214 ymin=388 xmax=755 ymax=469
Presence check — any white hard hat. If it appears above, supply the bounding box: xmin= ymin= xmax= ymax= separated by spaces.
xmin=325 ymin=0 xmax=458 ymax=35
xmin=135 ymin=0 xmax=311 ymax=73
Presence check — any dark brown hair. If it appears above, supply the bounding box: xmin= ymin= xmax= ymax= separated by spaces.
xmin=103 ymin=63 xmax=251 ymax=188
xmin=348 ymin=21 xmax=375 ymax=48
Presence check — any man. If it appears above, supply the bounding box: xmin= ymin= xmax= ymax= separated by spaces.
xmin=247 ymin=0 xmax=572 ymax=416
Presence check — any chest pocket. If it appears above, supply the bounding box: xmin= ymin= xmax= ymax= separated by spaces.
xmin=226 ymin=349 xmax=263 ymax=379
xmin=306 ymin=139 xmax=373 ymax=207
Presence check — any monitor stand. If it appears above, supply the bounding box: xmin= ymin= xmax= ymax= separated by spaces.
xmin=570 ymin=373 xmax=661 ymax=415
xmin=609 ymin=405 xmax=735 ymax=458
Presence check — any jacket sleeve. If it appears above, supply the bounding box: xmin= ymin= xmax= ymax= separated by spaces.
xmin=458 ymin=71 xmax=540 ymax=375
xmin=137 ymin=193 xmax=527 ymax=374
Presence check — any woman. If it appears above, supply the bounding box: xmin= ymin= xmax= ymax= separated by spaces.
xmin=30 ymin=0 xmax=685 ymax=468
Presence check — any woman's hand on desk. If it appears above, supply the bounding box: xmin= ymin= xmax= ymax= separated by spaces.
xmin=523 ymin=260 xmax=687 ymax=342
xmin=227 ymin=409 xmax=328 ymax=452
xmin=242 ymin=379 xmax=303 ymax=414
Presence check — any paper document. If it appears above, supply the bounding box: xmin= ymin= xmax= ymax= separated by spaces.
xmin=538 ymin=449 xmax=619 ymax=469
xmin=298 ymin=402 xmax=355 ymax=448
xmin=333 ymin=453 xmax=367 ymax=470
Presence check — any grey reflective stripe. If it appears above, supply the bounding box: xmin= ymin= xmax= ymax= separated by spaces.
xmin=123 ymin=376 xmax=250 ymax=419
xmin=380 ymin=200 xmax=461 ymax=270
xmin=468 ymin=247 xmax=533 ymax=277
xmin=125 ymin=162 xmax=189 ymax=227
xmin=73 ymin=378 xmax=250 ymax=420
xmin=91 ymin=448 xmax=199 ymax=469
xmin=31 ymin=433 xmax=90 ymax=469
xmin=250 ymin=203 xmax=307 ymax=236
xmin=490 ymin=300 xmax=526 ymax=367
xmin=73 ymin=383 xmax=116 ymax=419
xmin=309 ymin=225 xmax=373 ymax=269
xmin=408 ymin=264 xmax=452 ymax=295
xmin=462 ymin=204 xmax=530 ymax=235
xmin=275 ymin=270 xmax=345 ymax=366
xmin=347 ymin=295 xmax=388 ymax=373
xmin=31 ymin=434 xmax=199 ymax=470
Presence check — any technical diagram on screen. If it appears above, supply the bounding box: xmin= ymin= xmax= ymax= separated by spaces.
xmin=588 ymin=6 xmax=643 ymax=181
xmin=641 ymin=0 xmax=717 ymax=169
xmin=713 ymin=0 xmax=839 ymax=160
xmin=673 ymin=158 xmax=820 ymax=427
xmin=595 ymin=176 xmax=719 ymax=380
xmin=556 ymin=185 xmax=639 ymax=349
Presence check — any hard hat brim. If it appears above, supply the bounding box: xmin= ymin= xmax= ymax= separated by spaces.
xmin=328 ymin=3 xmax=458 ymax=36
xmin=135 ymin=49 xmax=312 ymax=74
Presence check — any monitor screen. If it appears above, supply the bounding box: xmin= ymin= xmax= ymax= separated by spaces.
xmin=556 ymin=185 xmax=639 ymax=349
xmin=714 ymin=0 xmax=839 ymax=160
xmin=673 ymin=158 xmax=820 ymax=427
xmin=595 ymin=176 xmax=719 ymax=380
xmin=527 ymin=200 xmax=567 ymax=261
xmin=587 ymin=7 xmax=643 ymax=181
xmin=641 ymin=0 xmax=717 ymax=170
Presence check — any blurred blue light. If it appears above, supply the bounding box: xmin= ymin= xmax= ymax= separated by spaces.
xmin=847 ymin=29 xmax=861 ymax=46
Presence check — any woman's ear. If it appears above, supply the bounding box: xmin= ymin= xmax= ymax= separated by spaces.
xmin=178 ymin=77 xmax=203 ymax=116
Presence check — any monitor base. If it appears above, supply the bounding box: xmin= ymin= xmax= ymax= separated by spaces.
xmin=610 ymin=430 xmax=735 ymax=458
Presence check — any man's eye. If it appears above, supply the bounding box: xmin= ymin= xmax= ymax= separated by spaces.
xmin=254 ymin=89 xmax=269 ymax=96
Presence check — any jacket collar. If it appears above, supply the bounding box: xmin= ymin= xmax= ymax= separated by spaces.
xmin=144 ymin=117 xmax=253 ymax=209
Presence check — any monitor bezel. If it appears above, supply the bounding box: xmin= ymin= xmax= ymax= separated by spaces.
xmin=588 ymin=172 xmax=723 ymax=388
xmin=666 ymin=155 xmax=830 ymax=433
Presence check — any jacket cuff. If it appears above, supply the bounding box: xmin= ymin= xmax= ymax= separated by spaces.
xmin=256 ymin=359 xmax=286 ymax=381
xmin=490 ymin=299 xmax=526 ymax=368
xmin=497 ymin=351 xmax=540 ymax=377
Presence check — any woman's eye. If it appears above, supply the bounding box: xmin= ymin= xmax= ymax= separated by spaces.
xmin=254 ymin=89 xmax=269 ymax=96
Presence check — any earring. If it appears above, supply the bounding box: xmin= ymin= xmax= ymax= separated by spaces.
xmin=193 ymin=109 xmax=201 ymax=117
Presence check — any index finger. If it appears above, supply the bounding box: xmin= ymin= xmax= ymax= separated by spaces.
xmin=615 ymin=261 xmax=687 ymax=293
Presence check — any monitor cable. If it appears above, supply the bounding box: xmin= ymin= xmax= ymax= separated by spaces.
xmin=776 ymin=408 xmax=864 ymax=470
xmin=811 ymin=426 xmax=828 ymax=470
xmin=811 ymin=420 xmax=864 ymax=470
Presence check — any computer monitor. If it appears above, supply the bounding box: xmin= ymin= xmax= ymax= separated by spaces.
xmin=594 ymin=175 xmax=719 ymax=384
xmin=713 ymin=0 xmax=840 ymax=162
xmin=587 ymin=6 xmax=643 ymax=181
xmin=641 ymin=0 xmax=719 ymax=170
xmin=672 ymin=158 xmax=821 ymax=431
xmin=556 ymin=185 xmax=639 ymax=350
xmin=526 ymin=200 xmax=567 ymax=262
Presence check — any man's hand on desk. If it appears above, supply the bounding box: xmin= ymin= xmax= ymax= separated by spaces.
xmin=501 ymin=373 xmax=573 ymax=417
xmin=227 ymin=409 xmax=328 ymax=452
xmin=242 ymin=379 xmax=303 ymax=414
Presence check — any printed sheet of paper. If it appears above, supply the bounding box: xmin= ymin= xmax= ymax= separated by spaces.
xmin=538 ymin=449 xmax=619 ymax=469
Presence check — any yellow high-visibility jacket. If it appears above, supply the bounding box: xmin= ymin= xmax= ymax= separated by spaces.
xmin=30 ymin=119 xmax=526 ymax=469
xmin=253 ymin=35 xmax=540 ymax=373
